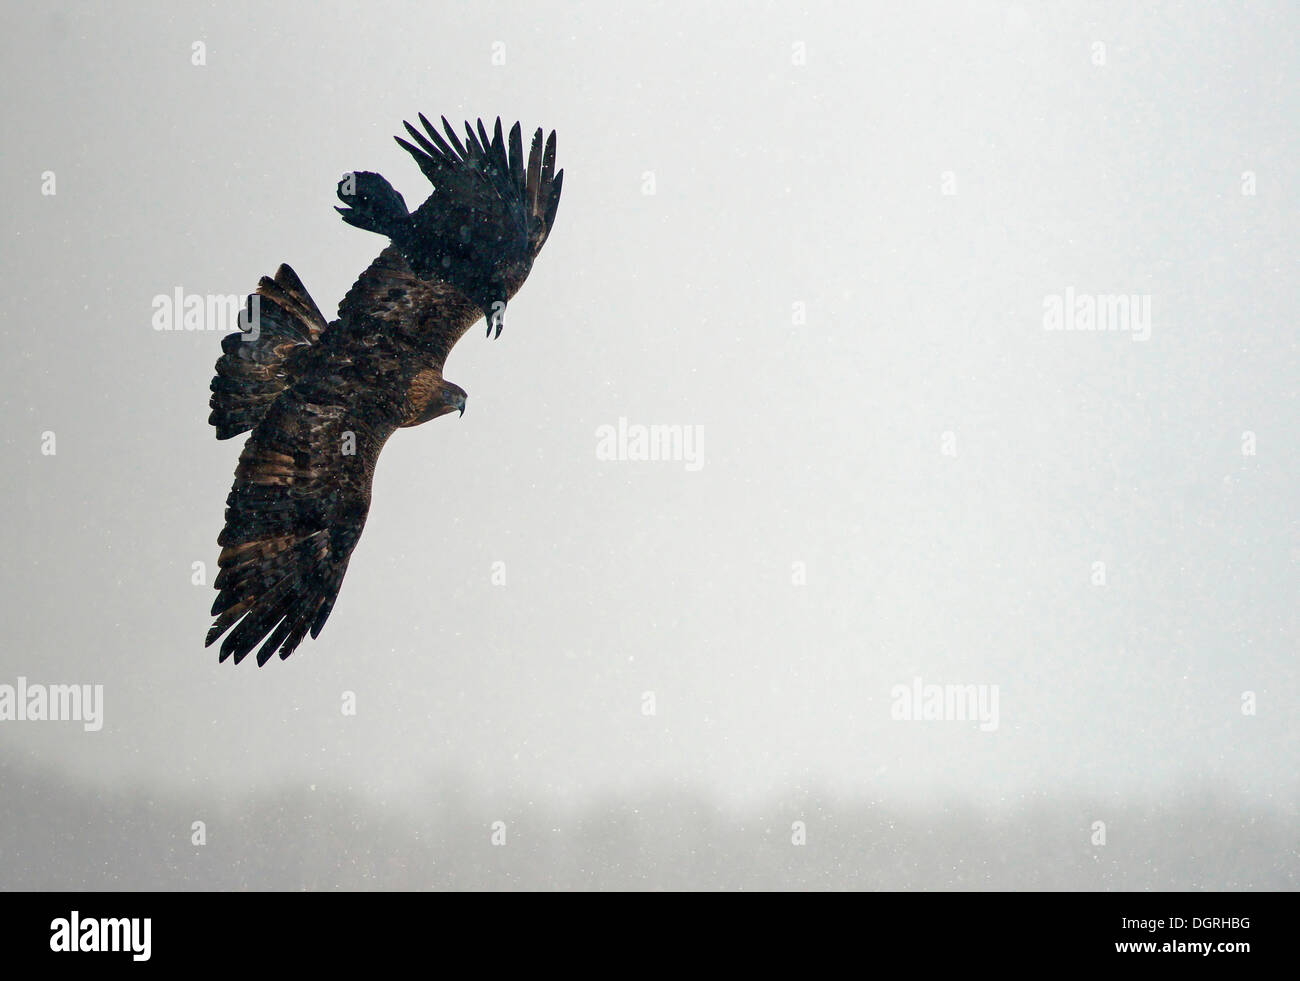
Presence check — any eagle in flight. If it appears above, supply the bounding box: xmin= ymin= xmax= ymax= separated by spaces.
xmin=205 ymin=114 xmax=563 ymax=665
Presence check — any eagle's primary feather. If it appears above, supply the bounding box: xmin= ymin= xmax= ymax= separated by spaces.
xmin=206 ymin=115 xmax=563 ymax=665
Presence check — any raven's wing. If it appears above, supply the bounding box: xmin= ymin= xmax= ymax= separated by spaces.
xmin=205 ymin=381 xmax=397 ymax=665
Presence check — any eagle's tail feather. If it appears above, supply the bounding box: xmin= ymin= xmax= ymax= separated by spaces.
xmin=208 ymin=264 xmax=328 ymax=440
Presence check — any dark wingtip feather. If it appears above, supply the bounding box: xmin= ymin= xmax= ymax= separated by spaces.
xmin=310 ymin=605 xmax=333 ymax=639
xmin=254 ymin=618 xmax=294 ymax=667
xmin=279 ymin=621 xmax=310 ymax=660
xmin=395 ymin=135 xmax=434 ymax=175
xmin=403 ymin=119 xmax=443 ymax=161
xmin=418 ymin=113 xmax=456 ymax=158
xmin=544 ymin=168 xmax=563 ymax=232
xmin=463 ymin=120 xmax=483 ymax=158
xmin=525 ymin=128 xmax=543 ymax=214
xmin=440 ymin=116 xmax=467 ymax=158
xmin=394 ymin=133 xmax=416 ymax=151
xmin=508 ymin=121 xmax=524 ymax=187
xmin=541 ymin=131 xmax=557 ymax=185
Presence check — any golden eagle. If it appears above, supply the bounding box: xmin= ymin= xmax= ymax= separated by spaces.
xmin=205 ymin=115 xmax=563 ymax=665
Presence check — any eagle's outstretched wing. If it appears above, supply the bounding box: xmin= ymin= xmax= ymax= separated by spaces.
xmin=206 ymin=384 xmax=396 ymax=666
xmin=395 ymin=115 xmax=563 ymax=257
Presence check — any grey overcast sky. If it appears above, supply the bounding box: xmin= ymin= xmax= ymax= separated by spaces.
xmin=0 ymin=1 xmax=1296 ymax=886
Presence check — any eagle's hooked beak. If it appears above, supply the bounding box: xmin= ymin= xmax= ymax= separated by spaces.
xmin=457 ymin=395 xmax=467 ymax=417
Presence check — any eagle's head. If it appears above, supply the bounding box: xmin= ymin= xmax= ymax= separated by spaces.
xmin=401 ymin=378 xmax=467 ymax=429
xmin=442 ymin=380 xmax=468 ymax=418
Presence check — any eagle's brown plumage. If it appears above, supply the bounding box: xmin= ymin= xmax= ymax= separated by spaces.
xmin=206 ymin=115 xmax=563 ymax=665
